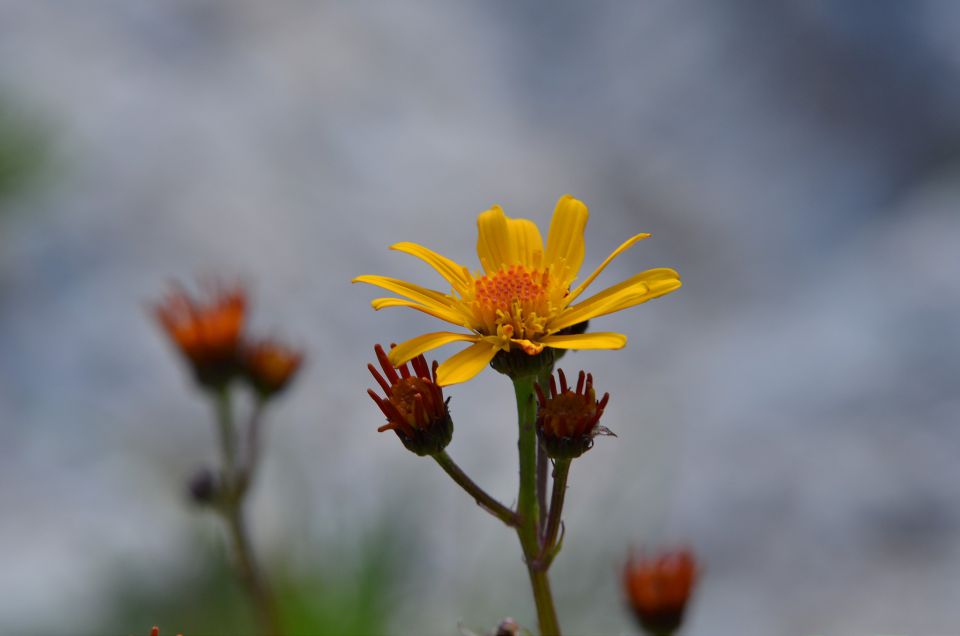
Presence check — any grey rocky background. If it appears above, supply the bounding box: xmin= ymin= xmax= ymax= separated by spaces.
xmin=1 ymin=1 xmax=960 ymax=634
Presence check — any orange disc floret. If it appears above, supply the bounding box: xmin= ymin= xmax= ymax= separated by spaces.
xmin=534 ymin=369 xmax=610 ymax=458
xmin=367 ymin=344 xmax=452 ymax=456
xmin=623 ymin=548 xmax=697 ymax=636
xmin=242 ymin=338 xmax=304 ymax=398
xmin=153 ymin=281 xmax=247 ymax=388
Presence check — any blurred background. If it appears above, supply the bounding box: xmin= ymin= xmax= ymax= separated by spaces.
xmin=2 ymin=1 xmax=960 ymax=634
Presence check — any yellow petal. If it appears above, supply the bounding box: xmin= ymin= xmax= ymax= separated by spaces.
xmin=550 ymin=268 xmax=681 ymax=331
xmin=353 ymin=275 xmax=455 ymax=309
xmin=544 ymin=194 xmax=588 ymax=279
xmin=565 ymin=233 xmax=651 ymax=304
xmin=540 ymin=332 xmax=627 ymax=350
xmin=371 ymin=298 xmax=470 ymax=328
xmin=388 ymin=331 xmax=479 ymax=366
xmin=390 ymin=242 xmax=472 ymax=292
xmin=435 ymin=341 xmax=498 ymax=386
xmin=476 ymin=205 xmax=544 ymax=273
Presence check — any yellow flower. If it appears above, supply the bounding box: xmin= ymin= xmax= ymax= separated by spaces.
xmin=354 ymin=195 xmax=681 ymax=385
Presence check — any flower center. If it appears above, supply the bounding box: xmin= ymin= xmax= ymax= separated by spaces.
xmin=539 ymin=390 xmax=599 ymax=438
xmin=470 ymin=265 xmax=561 ymax=346
xmin=390 ymin=376 xmax=437 ymax=429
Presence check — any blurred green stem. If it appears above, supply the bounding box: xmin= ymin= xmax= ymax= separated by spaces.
xmin=215 ymin=387 xmax=237 ymax=481
xmin=213 ymin=386 xmax=283 ymax=636
xmin=242 ymin=396 xmax=267 ymax=489
xmin=513 ymin=376 xmax=561 ymax=636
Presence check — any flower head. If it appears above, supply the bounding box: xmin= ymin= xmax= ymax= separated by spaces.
xmin=535 ymin=369 xmax=610 ymax=459
xmin=623 ymin=548 xmax=697 ymax=636
xmin=367 ymin=344 xmax=452 ymax=456
xmin=242 ymin=338 xmax=304 ymax=398
xmin=152 ymin=282 xmax=247 ymax=388
xmin=354 ymin=195 xmax=681 ymax=385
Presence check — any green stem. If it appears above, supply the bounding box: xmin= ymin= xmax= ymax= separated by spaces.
xmin=224 ymin=504 xmax=283 ymax=636
xmin=513 ymin=376 xmax=561 ymax=636
xmin=211 ymin=387 xmax=283 ymax=636
xmin=540 ymin=459 xmax=571 ymax=564
xmin=536 ymin=440 xmax=548 ymax=535
xmin=215 ymin=387 xmax=236 ymax=484
xmin=242 ymin=397 xmax=268 ymax=491
xmin=433 ymin=450 xmax=519 ymax=527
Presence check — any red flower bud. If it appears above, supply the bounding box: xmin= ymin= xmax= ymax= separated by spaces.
xmin=367 ymin=344 xmax=452 ymax=456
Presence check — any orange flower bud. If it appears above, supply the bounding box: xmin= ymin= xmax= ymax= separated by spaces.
xmin=242 ymin=338 xmax=304 ymax=398
xmin=535 ymin=369 xmax=611 ymax=459
xmin=153 ymin=282 xmax=246 ymax=388
xmin=623 ymin=548 xmax=697 ymax=636
xmin=367 ymin=344 xmax=452 ymax=456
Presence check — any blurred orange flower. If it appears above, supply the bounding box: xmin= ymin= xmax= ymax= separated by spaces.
xmin=623 ymin=548 xmax=697 ymax=636
xmin=243 ymin=338 xmax=304 ymax=397
xmin=153 ymin=281 xmax=246 ymax=388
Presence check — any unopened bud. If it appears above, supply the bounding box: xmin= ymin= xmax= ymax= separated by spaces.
xmin=152 ymin=281 xmax=247 ymax=390
xmin=241 ymin=337 xmax=304 ymax=398
xmin=367 ymin=344 xmax=453 ymax=456
xmin=623 ymin=548 xmax=698 ymax=636
xmin=494 ymin=617 xmax=521 ymax=636
xmin=535 ymin=369 xmax=611 ymax=459
xmin=187 ymin=467 xmax=219 ymax=505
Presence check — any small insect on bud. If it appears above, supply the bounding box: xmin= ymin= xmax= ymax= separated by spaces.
xmin=534 ymin=369 xmax=611 ymax=459
xmin=367 ymin=344 xmax=453 ymax=456
xmin=242 ymin=338 xmax=304 ymax=399
xmin=152 ymin=281 xmax=247 ymax=389
xmin=623 ymin=548 xmax=698 ymax=636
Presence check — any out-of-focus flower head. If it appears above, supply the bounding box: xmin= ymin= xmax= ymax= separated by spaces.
xmin=623 ymin=548 xmax=698 ymax=636
xmin=367 ymin=343 xmax=452 ymax=456
xmin=153 ymin=281 xmax=247 ymax=388
xmin=535 ymin=369 xmax=611 ymax=459
xmin=354 ymin=195 xmax=681 ymax=385
xmin=242 ymin=337 xmax=304 ymax=398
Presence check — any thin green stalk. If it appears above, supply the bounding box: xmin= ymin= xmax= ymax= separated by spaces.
xmin=242 ymin=396 xmax=268 ymax=490
xmin=214 ymin=386 xmax=236 ymax=483
xmin=540 ymin=459 xmax=571 ymax=564
xmin=534 ymin=367 xmax=553 ymax=536
xmin=433 ymin=450 xmax=519 ymax=527
xmin=536 ymin=441 xmax=548 ymax=535
xmin=211 ymin=387 xmax=283 ymax=636
xmin=513 ymin=376 xmax=561 ymax=636
xmin=225 ymin=505 xmax=283 ymax=636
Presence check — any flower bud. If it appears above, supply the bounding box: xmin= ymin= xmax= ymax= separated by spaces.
xmin=367 ymin=344 xmax=452 ymax=456
xmin=493 ymin=618 xmax=521 ymax=636
xmin=535 ymin=369 xmax=610 ymax=459
xmin=623 ymin=548 xmax=697 ymax=636
xmin=187 ymin=467 xmax=220 ymax=505
xmin=242 ymin=338 xmax=304 ymax=398
xmin=152 ymin=282 xmax=246 ymax=389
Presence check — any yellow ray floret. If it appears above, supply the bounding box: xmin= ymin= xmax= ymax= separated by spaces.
xmin=353 ymin=194 xmax=682 ymax=385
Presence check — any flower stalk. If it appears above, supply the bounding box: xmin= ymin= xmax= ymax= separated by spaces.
xmin=211 ymin=387 xmax=282 ymax=636
xmin=513 ymin=376 xmax=561 ymax=636
xmin=433 ymin=451 xmax=519 ymax=527
xmin=540 ymin=458 xmax=570 ymax=566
